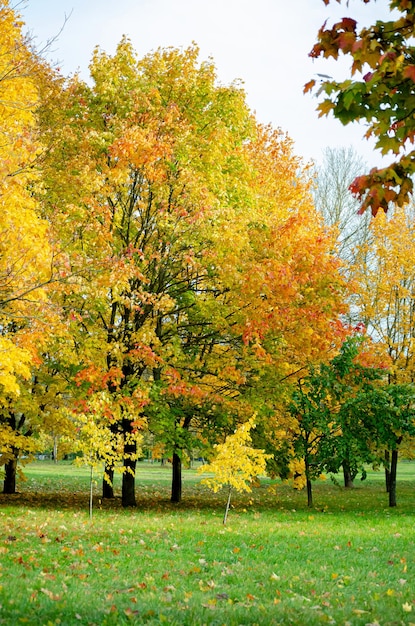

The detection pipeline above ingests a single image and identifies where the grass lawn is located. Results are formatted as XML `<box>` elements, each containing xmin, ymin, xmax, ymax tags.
<box><xmin>0</xmin><ymin>461</ymin><xmax>414</xmax><ymax>625</ymax></box>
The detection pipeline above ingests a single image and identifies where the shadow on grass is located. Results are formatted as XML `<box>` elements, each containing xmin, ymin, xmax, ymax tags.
<box><xmin>1</xmin><ymin>477</ymin><xmax>414</xmax><ymax>517</ymax></box>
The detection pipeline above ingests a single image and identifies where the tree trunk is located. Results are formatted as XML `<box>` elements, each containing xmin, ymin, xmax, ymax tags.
<box><xmin>306</xmin><ymin>477</ymin><xmax>313</xmax><ymax>507</ymax></box>
<box><xmin>384</xmin><ymin>449</ymin><xmax>391</xmax><ymax>493</ymax></box>
<box><xmin>389</xmin><ymin>448</ymin><xmax>399</xmax><ymax>507</ymax></box>
<box><xmin>102</xmin><ymin>465</ymin><xmax>114</xmax><ymax>499</ymax></box>
<box><xmin>305</xmin><ymin>455</ymin><xmax>313</xmax><ymax>507</ymax></box>
<box><xmin>342</xmin><ymin>460</ymin><xmax>354</xmax><ymax>488</ymax></box>
<box><xmin>171</xmin><ymin>452</ymin><xmax>182</xmax><ymax>503</ymax></box>
<box><xmin>121</xmin><ymin>437</ymin><xmax>137</xmax><ymax>507</ymax></box>
<box><xmin>53</xmin><ymin>436</ymin><xmax>59</xmax><ymax>463</ymax></box>
<box><xmin>3</xmin><ymin>455</ymin><xmax>17</xmax><ymax>494</ymax></box>
<box><xmin>122</xmin><ymin>460</ymin><xmax>137</xmax><ymax>507</ymax></box>
<box><xmin>223</xmin><ymin>486</ymin><xmax>232</xmax><ymax>525</ymax></box>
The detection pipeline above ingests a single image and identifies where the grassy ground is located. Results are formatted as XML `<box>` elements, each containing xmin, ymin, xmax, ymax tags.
<box><xmin>0</xmin><ymin>461</ymin><xmax>414</xmax><ymax>625</ymax></box>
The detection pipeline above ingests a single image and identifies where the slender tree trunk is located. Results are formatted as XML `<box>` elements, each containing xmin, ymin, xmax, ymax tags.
<box><xmin>171</xmin><ymin>452</ymin><xmax>182</xmax><ymax>503</ymax></box>
<box><xmin>52</xmin><ymin>436</ymin><xmax>58</xmax><ymax>463</ymax></box>
<box><xmin>305</xmin><ymin>456</ymin><xmax>313</xmax><ymax>507</ymax></box>
<box><xmin>342</xmin><ymin>460</ymin><xmax>354</xmax><ymax>488</ymax></box>
<box><xmin>102</xmin><ymin>465</ymin><xmax>114</xmax><ymax>499</ymax></box>
<box><xmin>89</xmin><ymin>466</ymin><xmax>94</xmax><ymax>521</ymax></box>
<box><xmin>3</xmin><ymin>455</ymin><xmax>17</xmax><ymax>494</ymax></box>
<box><xmin>223</xmin><ymin>486</ymin><xmax>232</xmax><ymax>525</ymax></box>
<box><xmin>389</xmin><ymin>448</ymin><xmax>399</xmax><ymax>507</ymax></box>
<box><xmin>384</xmin><ymin>449</ymin><xmax>391</xmax><ymax>493</ymax></box>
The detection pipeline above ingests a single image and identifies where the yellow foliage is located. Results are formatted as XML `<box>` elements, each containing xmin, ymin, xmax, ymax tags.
<box><xmin>74</xmin><ymin>392</ymin><xmax>144</xmax><ymax>469</ymax></box>
<box><xmin>353</xmin><ymin>205</ymin><xmax>415</xmax><ymax>381</ymax></box>
<box><xmin>198</xmin><ymin>416</ymin><xmax>271</xmax><ymax>493</ymax></box>
<box><xmin>0</xmin><ymin>1</ymin><xmax>55</xmax><ymax>396</ymax></box>
<box><xmin>0</xmin><ymin>337</ymin><xmax>32</xmax><ymax>396</ymax></box>
<box><xmin>288</xmin><ymin>458</ymin><xmax>307</xmax><ymax>490</ymax></box>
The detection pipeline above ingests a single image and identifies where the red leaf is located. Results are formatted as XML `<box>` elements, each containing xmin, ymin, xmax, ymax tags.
<box><xmin>403</xmin><ymin>65</ymin><xmax>415</xmax><ymax>82</ymax></box>
<box><xmin>303</xmin><ymin>79</ymin><xmax>316</xmax><ymax>94</ymax></box>
<box><xmin>340</xmin><ymin>17</ymin><xmax>357</xmax><ymax>31</ymax></box>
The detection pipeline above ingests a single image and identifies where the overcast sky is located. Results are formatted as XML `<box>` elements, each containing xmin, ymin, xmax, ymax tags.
<box><xmin>20</xmin><ymin>0</ymin><xmax>391</xmax><ymax>168</ymax></box>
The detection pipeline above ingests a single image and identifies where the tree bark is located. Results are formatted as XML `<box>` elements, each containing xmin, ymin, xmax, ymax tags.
<box><xmin>223</xmin><ymin>486</ymin><xmax>232</xmax><ymax>525</ymax></box>
<box><xmin>171</xmin><ymin>452</ymin><xmax>182</xmax><ymax>503</ymax></box>
<box><xmin>306</xmin><ymin>477</ymin><xmax>313</xmax><ymax>507</ymax></box>
<box><xmin>3</xmin><ymin>455</ymin><xmax>17</xmax><ymax>494</ymax></box>
<box><xmin>102</xmin><ymin>465</ymin><xmax>114</xmax><ymax>499</ymax></box>
<box><xmin>305</xmin><ymin>455</ymin><xmax>313</xmax><ymax>507</ymax></box>
<box><xmin>384</xmin><ymin>449</ymin><xmax>391</xmax><ymax>493</ymax></box>
<box><xmin>389</xmin><ymin>448</ymin><xmax>399</xmax><ymax>507</ymax></box>
<box><xmin>122</xmin><ymin>436</ymin><xmax>137</xmax><ymax>507</ymax></box>
<box><xmin>342</xmin><ymin>460</ymin><xmax>354</xmax><ymax>488</ymax></box>
<box><xmin>53</xmin><ymin>436</ymin><xmax>58</xmax><ymax>463</ymax></box>
<box><xmin>122</xmin><ymin>460</ymin><xmax>137</xmax><ymax>507</ymax></box>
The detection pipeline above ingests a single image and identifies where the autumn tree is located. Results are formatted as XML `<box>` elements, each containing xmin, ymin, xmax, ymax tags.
<box><xmin>353</xmin><ymin>206</ymin><xmax>415</xmax><ymax>383</ymax></box>
<box><xmin>307</xmin><ymin>0</ymin><xmax>415</xmax><ymax>215</ymax></box>
<box><xmin>39</xmin><ymin>39</ymin><xmax>263</xmax><ymax>506</ymax></box>
<box><xmin>0</xmin><ymin>1</ymin><xmax>63</xmax><ymax>491</ymax></box>
<box><xmin>352</xmin><ymin>205</ymin><xmax>415</xmax><ymax>499</ymax></box>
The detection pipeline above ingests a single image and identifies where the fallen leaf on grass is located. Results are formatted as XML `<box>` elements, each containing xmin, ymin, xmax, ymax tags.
<box><xmin>124</xmin><ymin>608</ymin><xmax>139</xmax><ymax>617</ymax></box>
<box><xmin>215</xmin><ymin>593</ymin><xmax>229</xmax><ymax>601</ymax></box>
<box><xmin>40</xmin><ymin>588</ymin><xmax>61</xmax><ymax>601</ymax></box>
<box><xmin>202</xmin><ymin>601</ymin><xmax>217</xmax><ymax>610</ymax></box>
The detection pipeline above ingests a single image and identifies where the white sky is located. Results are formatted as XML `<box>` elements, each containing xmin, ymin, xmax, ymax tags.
<box><xmin>20</xmin><ymin>0</ymin><xmax>392</xmax><ymax>168</ymax></box>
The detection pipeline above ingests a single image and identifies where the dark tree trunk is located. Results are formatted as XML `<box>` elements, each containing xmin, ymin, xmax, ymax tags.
<box><xmin>102</xmin><ymin>465</ymin><xmax>114</xmax><ymax>499</ymax></box>
<box><xmin>122</xmin><ymin>459</ymin><xmax>137</xmax><ymax>507</ymax></box>
<box><xmin>342</xmin><ymin>460</ymin><xmax>354</xmax><ymax>488</ymax></box>
<box><xmin>171</xmin><ymin>452</ymin><xmax>182</xmax><ymax>503</ymax></box>
<box><xmin>305</xmin><ymin>455</ymin><xmax>313</xmax><ymax>507</ymax></box>
<box><xmin>306</xmin><ymin>477</ymin><xmax>313</xmax><ymax>507</ymax></box>
<box><xmin>389</xmin><ymin>448</ymin><xmax>399</xmax><ymax>508</ymax></box>
<box><xmin>384</xmin><ymin>449</ymin><xmax>391</xmax><ymax>493</ymax></box>
<box><xmin>121</xmin><ymin>436</ymin><xmax>137</xmax><ymax>507</ymax></box>
<box><xmin>3</xmin><ymin>456</ymin><xmax>17</xmax><ymax>494</ymax></box>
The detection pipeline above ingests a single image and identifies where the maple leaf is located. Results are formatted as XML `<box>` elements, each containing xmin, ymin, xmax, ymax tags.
<box><xmin>403</xmin><ymin>65</ymin><xmax>415</xmax><ymax>81</ymax></box>
<box><xmin>308</xmin><ymin>1</ymin><xmax>415</xmax><ymax>212</ymax></box>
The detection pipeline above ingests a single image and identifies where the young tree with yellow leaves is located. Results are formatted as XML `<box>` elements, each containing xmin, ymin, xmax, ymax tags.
<box><xmin>198</xmin><ymin>416</ymin><xmax>271</xmax><ymax>524</ymax></box>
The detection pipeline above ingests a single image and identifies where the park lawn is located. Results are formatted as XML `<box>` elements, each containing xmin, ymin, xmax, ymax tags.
<box><xmin>0</xmin><ymin>462</ymin><xmax>414</xmax><ymax>625</ymax></box>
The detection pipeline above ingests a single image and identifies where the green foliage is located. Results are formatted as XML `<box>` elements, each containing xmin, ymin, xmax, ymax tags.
<box><xmin>287</xmin><ymin>336</ymin><xmax>386</xmax><ymax>493</ymax></box>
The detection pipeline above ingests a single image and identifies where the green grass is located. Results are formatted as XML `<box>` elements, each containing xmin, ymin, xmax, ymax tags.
<box><xmin>0</xmin><ymin>462</ymin><xmax>414</xmax><ymax>625</ymax></box>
